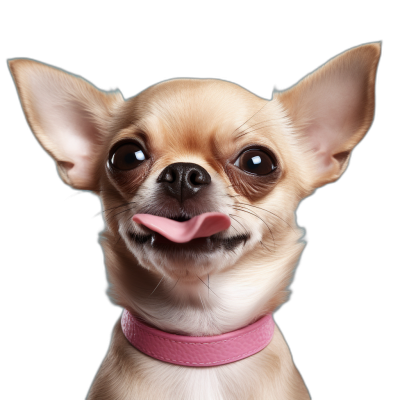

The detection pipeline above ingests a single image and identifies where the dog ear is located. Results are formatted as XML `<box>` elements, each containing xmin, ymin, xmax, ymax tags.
<box><xmin>8</xmin><ymin>59</ymin><xmax>123</xmax><ymax>190</ymax></box>
<box><xmin>275</xmin><ymin>43</ymin><xmax>381</xmax><ymax>188</ymax></box>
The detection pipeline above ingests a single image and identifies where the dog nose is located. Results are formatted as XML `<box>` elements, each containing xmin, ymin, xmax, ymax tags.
<box><xmin>157</xmin><ymin>162</ymin><xmax>211</xmax><ymax>203</ymax></box>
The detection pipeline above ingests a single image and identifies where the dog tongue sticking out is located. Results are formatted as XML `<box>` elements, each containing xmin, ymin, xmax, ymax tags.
<box><xmin>132</xmin><ymin>212</ymin><xmax>231</xmax><ymax>243</ymax></box>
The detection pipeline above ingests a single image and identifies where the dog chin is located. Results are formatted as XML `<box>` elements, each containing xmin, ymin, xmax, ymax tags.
<box><xmin>124</xmin><ymin>232</ymin><xmax>250</xmax><ymax>279</ymax></box>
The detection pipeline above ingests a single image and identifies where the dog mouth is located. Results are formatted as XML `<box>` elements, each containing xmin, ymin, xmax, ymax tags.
<box><xmin>129</xmin><ymin>212</ymin><xmax>249</xmax><ymax>253</ymax></box>
<box><xmin>128</xmin><ymin>231</ymin><xmax>249</xmax><ymax>253</ymax></box>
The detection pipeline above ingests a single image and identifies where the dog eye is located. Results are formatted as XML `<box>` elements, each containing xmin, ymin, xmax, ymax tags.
<box><xmin>110</xmin><ymin>142</ymin><xmax>147</xmax><ymax>170</ymax></box>
<box><xmin>234</xmin><ymin>149</ymin><xmax>276</xmax><ymax>175</ymax></box>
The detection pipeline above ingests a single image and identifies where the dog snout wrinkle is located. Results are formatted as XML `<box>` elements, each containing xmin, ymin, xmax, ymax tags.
<box><xmin>157</xmin><ymin>162</ymin><xmax>211</xmax><ymax>203</ymax></box>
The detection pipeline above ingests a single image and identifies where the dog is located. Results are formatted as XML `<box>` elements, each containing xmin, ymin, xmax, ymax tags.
<box><xmin>9</xmin><ymin>42</ymin><xmax>380</xmax><ymax>399</ymax></box>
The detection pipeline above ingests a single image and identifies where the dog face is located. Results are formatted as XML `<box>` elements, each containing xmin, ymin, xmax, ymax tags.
<box><xmin>9</xmin><ymin>43</ymin><xmax>380</xmax><ymax>334</ymax></box>
<box><xmin>102</xmin><ymin>80</ymin><xmax>297</xmax><ymax>279</ymax></box>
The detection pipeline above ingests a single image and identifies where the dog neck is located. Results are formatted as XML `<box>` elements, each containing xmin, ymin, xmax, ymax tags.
<box><xmin>121</xmin><ymin>309</ymin><xmax>275</xmax><ymax>366</ymax></box>
<box><xmin>102</xmin><ymin>227</ymin><xmax>304</xmax><ymax>336</ymax></box>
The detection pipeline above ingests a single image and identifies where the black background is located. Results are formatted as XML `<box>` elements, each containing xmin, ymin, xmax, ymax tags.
<box><xmin>2</xmin><ymin>10</ymin><xmax>399</xmax><ymax>399</ymax></box>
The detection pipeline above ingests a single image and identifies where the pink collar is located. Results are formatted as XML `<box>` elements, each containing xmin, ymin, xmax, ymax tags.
<box><xmin>121</xmin><ymin>309</ymin><xmax>275</xmax><ymax>367</ymax></box>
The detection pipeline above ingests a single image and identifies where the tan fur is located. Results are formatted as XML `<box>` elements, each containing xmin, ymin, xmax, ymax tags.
<box><xmin>9</xmin><ymin>43</ymin><xmax>380</xmax><ymax>399</ymax></box>
<box><xmin>88</xmin><ymin>320</ymin><xmax>309</xmax><ymax>400</ymax></box>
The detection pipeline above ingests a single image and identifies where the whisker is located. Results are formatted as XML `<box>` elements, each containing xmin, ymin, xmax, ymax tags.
<box><xmin>229</xmin><ymin>213</ymin><xmax>253</xmax><ymax>239</ymax></box>
<box><xmin>235</xmin><ymin>117</ymin><xmax>284</xmax><ymax>139</ymax></box>
<box><xmin>229</xmin><ymin>214</ymin><xmax>246</xmax><ymax>233</ymax></box>
<box><xmin>165</xmin><ymin>278</ymin><xmax>180</xmax><ymax>294</ymax></box>
<box><xmin>236</xmin><ymin>202</ymin><xmax>295</xmax><ymax>232</ymax></box>
<box><xmin>228</xmin><ymin>215</ymin><xmax>240</xmax><ymax>233</ymax></box>
<box><xmin>197</xmin><ymin>275</ymin><xmax>220</xmax><ymax>299</ymax></box>
<box><xmin>232</xmin><ymin>206</ymin><xmax>275</xmax><ymax>248</ymax></box>
<box><xmin>106</xmin><ymin>206</ymin><xmax>136</xmax><ymax>222</ymax></box>
<box><xmin>66</xmin><ymin>191</ymin><xmax>84</xmax><ymax>199</ymax></box>
<box><xmin>149</xmin><ymin>275</ymin><xmax>165</xmax><ymax>296</ymax></box>
<box><xmin>259</xmin><ymin>240</ymin><xmax>272</xmax><ymax>252</ymax></box>
<box><xmin>236</xmin><ymin>124</ymin><xmax>278</xmax><ymax>139</ymax></box>
<box><xmin>231</xmin><ymin>101</ymin><xmax>269</xmax><ymax>136</ymax></box>
<box><xmin>93</xmin><ymin>211</ymin><xmax>103</xmax><ymax>218</ymax></box>
<box><xmin>94</xmin><ymin>201</ymin><xmax>137</xmax><ymax>218</ymax></box>
<box><xmin>102</xmin><ymin>201</ymin><xmax>137</xmax><ymax>214</ymax></box>
<box><xmin>114</xmin><ymin>232</ymin><xmax>122</xmax><ymax>245</ymax></box>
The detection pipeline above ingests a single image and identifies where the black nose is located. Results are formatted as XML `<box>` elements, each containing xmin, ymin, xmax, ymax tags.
<box><xmin>157</xmin><ymin>162</ymin><xmax>211</xmax><ymax>203</ymax></box>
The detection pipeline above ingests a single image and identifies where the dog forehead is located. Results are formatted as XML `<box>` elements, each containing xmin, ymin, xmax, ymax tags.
<box><xmin>139</xmin><ymin>78</ymin><xmax>259</xmax><ymax>116</ymax></box>
<box><xmin>120</xmin><ymin>79</ymin><xmax>265</xmax><ymax>154</ymax></box>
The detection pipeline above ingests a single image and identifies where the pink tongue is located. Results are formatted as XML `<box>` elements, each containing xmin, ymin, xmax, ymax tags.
<box><xmin>132</xmin><ymin>212</ymin><xmax>231</xmax><ymax>243</ymax></box>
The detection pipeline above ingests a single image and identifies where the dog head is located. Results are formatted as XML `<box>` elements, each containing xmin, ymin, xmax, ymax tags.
<box><xmin>9</xmin><ymin>43</ymin><xmax>380</xmax><ymax>334</ymax></box>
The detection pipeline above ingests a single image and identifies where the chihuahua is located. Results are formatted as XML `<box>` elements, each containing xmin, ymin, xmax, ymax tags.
<box><xmin>9</xmin><ymin>42</ymin><xmax>380</xmax><ymax>399</ymax></box>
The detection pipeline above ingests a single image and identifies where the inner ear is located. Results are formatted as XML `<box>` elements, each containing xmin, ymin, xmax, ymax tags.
<box><xmin>9</xmin><ymin>59</ymin><xmax>124</xmax><ymax>190</ymax></box>
<box><xmin>334</xmin><ymin>150</ymin><xmax>351</xmax><ymax>169</ymax></box>
<box><xmin>275</xmin><ymin>43</ymin><xmax>381</xmax><ymax>188</ymax></box>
